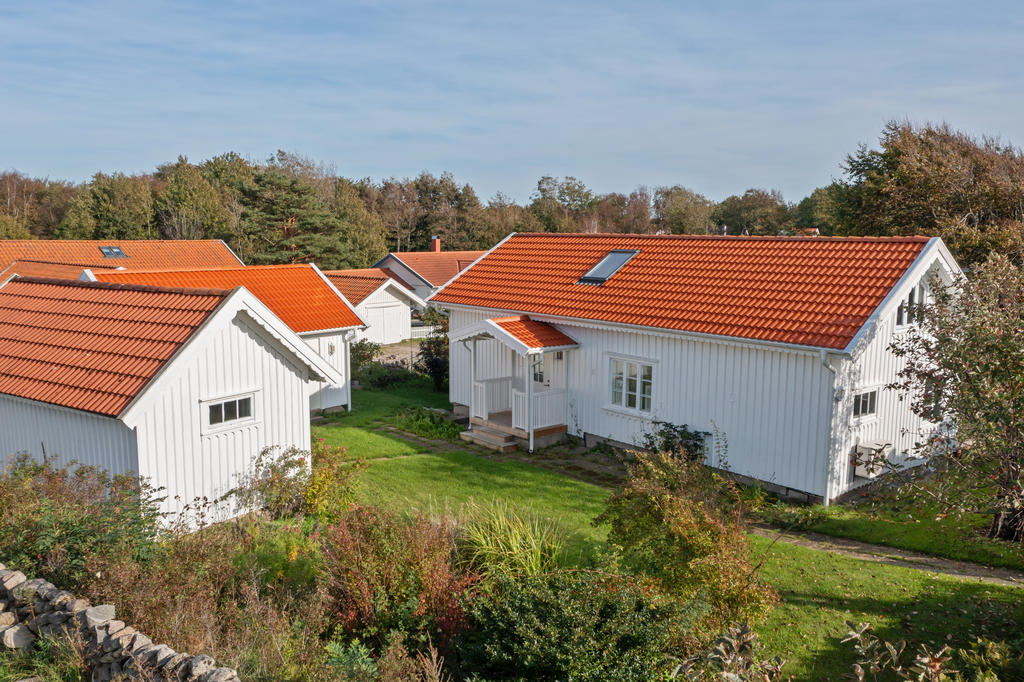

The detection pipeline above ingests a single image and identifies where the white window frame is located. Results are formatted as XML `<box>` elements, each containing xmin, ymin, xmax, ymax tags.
<box><xmin>201</xmin><ymin>390</ymin><xmax>258</xmax><ymax>435</ymax></box>
<box><xmin>605</xmin><ymin>354</ymin><xmax>655</xmax><ymax>416</ymax></box>
<box><xmin>896</xmin><ymin>280</ymin><xmax>928</xmax><ymax>328</ymax></box>
<box><xmin>852</xmin><ymin>388</ymin><xmax>878</xmax><ymax>421</ymax></box>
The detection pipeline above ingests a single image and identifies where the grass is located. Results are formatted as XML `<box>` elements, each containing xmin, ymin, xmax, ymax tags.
<box><xmin>756</xmin><ymin>496</ymin><xmax>1024</xmax><ymax>572</ymax></box>
<box><xmin>316</xmin><ymin>378</ymin><xmax>452</xmax><ymax>460</ymax></box>
<box><xmin>319</xmin><ymin>385</ymin><xmax>1024</xmax><ymax>679</ymax></box>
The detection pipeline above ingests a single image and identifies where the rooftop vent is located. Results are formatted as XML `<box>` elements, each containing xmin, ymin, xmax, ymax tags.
<box><xmin>98</xmin><ymin>246</ymin><xmax>127</xmax><ymax>259</ymax></box>
<box><xmin>577</xmin><ymin>249</ymin><xmax>638</xmax><ymax>285</ymax></box>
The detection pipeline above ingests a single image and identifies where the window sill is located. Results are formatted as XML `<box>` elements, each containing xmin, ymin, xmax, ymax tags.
<box><xmin>603</xmin><ymin>404</ymin><xmax>653</xmax><ymax>420</ymax></box>
<box><xmin>202</xmin><ymin>419</ymin><xmax>261</xmax><ymax>437</ymax></box>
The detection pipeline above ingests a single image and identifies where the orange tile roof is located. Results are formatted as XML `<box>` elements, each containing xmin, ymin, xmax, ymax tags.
<box><xmin>324</xmin><ymin>268</ymin><xmax>406</xmax><ymax>306</ymax></box>
<box><xmin>0</xmin><ymin>239</ymin><xmax>243</xmax><ymax>273</ymax></box>
<box><xmin>491</xmin><ymin>315</ymin><xmax>577</xmax><ymax>350</ymax></box>
<box><xmin>386</xmin><ymin>250</ymin><xmax>486</xmax><ymax>286</ymax></box>
<box><xmin>0</xmin><ymin>277</ymin><xmax>228</xmax><ymax>417</ymax></box>
<box><xmin>92</xmin><ymin>264</ymin><xmax>364</xmax><ymax>334</ymax></box>
<box><xmin>0</xmin><ymin>260</ymin><xmax>120</xmax><ymax>280</ymax></box>
<box><xmin>431</xmin><ymin>233</ymin><xmax>932</xmax><ymax>350</ymax></box>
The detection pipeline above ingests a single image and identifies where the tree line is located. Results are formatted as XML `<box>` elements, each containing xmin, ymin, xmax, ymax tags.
<box><xmin>2</xmin><ymin>121</ymin><xmax>1023</xmax><ymax>268</ymax></box>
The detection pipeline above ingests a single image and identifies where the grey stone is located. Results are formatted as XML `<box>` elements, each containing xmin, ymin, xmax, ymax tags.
<box><xmin>183</xmin><ymin>654</ymin><xmax>217</xmax><ymax>680</ymax></box>
<box><xmin>49</xmin><ymin>590</ymin><xmax>74</xmax><ymax>608</ymax></box>
<box><xmin>161</xmin><ymin>652</ymin><xmax>190</xmax><ymax>675</ymax></box>
<box><xmin>0</xmin><ymin>612</ymin><xmax>14</xmax><ymax>627</ymax></box>
<box><xmin>125</xmin><ymin>632</ymin><xmax>152</xmax><ymax>654</ymax></box>
<box><xmin>1</xmin><ymin>623</ymin><xmax>35</xmax><ymax>649</ymax></box>
<box><xmin>64</xmin><ymin>598</ymin><xmax>90</xmax><ymax>613</ymax></box>
<box><xmin>199</xmin><ymin>669</ymin><xmax>238</xmax><ymax>682</ymax></box>
<box><xmin>1</xmin><ymin>571</ymin><xmax>26</xmax><ymax>592</ymax></box>
<box><xmin>14</xmin><ymin>677</ymin><xmax>43</xmax><ymax>682</ymax></box>
<box><xmin>76</xmin><ymin>604</ymin><xmax>115</xmax><ymax>628</ymax></box>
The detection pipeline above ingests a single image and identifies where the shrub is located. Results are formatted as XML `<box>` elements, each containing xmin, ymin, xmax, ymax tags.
<box><xmin>392</xmin><ymin>407</ymin><xmax>463</xmax><ymax>442</ymax></box>
<box><xmin>639</xmin><ymin>421</ymin><xmax>710</xmax><ymax>463</ymax></box>
<box><xmin>357</xmin><ymin>361</ymin><xmax>415</xmax><ymax>389</ymax></box>
<box><xmin>0</xmin><ymin>454</ymin><xmax>161</xmax><ymax>585</ymax></box>
<box><xmin>231</xmin><ymin>441</ymin><xmax>363</xmax><ymax>521</ymax></box>
<box><xmin>459</xmin><ymin>500</ymin><xmax>566</xmax><ymax>579</ymax></box>
<box><xmin>414</xmin><ymin>308</ymin><xmax>449</xmax><ymax>392</ymax></box>
<box><xmin>595</xmin><ymin>449</ymin><xmax>777</xmax><ymax>636</ymax></box>
<box><xmin>758</xmin><ymin>500</ymin><xmax>829</xmax><ymax>530</ymax></box>
<box><xmin>457</xmin><ymin>570</ymin><xmax>694</xmax><ymax>681</ymax></box>
<box><xmin>320</xmin><ymin>506</ymin><xmax>478</xmax><ymax>654</ymax></box>
<box><xmin>351</xmin><ymin>339</ymin><xmax>382</xmax><ymax>371</ymax></box>
<box><xmin>234</xmin><ymin>522</ymin><xmax>322</xmax><ymax>592</ymax></box>
<box><xmin>674</xmin><ymin>625</ymin><xmax>787</xmax><ymax>680</ymax></box>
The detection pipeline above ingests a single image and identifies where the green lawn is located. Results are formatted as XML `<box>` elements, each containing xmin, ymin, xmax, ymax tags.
<box><xmin>316</xmin><ymin>379</ymin><xmax>452</xmax><ymax>459</ymax></box>
<box><xmin>757</xmin><ymin>497</ymin><xmax>1024</xmax><ymax>572</ymax></box>
<box><xmin>320</xmin><ymin>385</ymin><xmax>1024</xmax><ymax>680</ymax></box>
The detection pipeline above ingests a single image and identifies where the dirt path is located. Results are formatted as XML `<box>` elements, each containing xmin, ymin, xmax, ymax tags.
<box><xmin>751</xmin><ymin>524</ymin><xmax>1024</xmax><ymax>587</ymax></box>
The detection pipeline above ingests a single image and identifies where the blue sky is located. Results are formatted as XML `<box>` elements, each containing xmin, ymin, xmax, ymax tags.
<box><xmin>2</xmin><ymin>1</ymin><xmax>1022</xmax><ymax>203</ymax></box>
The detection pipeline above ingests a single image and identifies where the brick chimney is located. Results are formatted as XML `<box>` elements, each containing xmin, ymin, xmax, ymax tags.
<box><xmin>430</xmin><ymin>235</ymin><xmax>441</xmax><ymax>252</ymax></box>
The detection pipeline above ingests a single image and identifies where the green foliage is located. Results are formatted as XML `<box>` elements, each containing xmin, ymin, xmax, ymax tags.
<box><xmin>58</xmin><ymin>172</ymin><xmax>156</xmax><ymax>239</ymax></box>
<box><xmin>230</xmin><ymin>441</ymin><xmax>363</xmax><ymax>521</ymax></box>
<box><xmin>956</xmin><ymin>636</ymin><xmax>1024</xmax><ymax>681</ymax></box>
<box><xmin>235</xmin><ymin>522</ymin><xmax>322</xmax><ymax>592</ymax></box>
<box><xmin>831</xmin><ymin>121</ymin><xmax>1024</xmax><ymax>265</ymax></box>
<box><xmin>319</xmin><ymin>506</ymin><xmax>478</xmax><ymax>653</ymax></box>
<box><xmin>457</xmin><ymin>570</ymin><xmax>693</xmax><ymax>681</ymax></box>
<box><xmin>639</xmin><ymin>421</ymin><xmax>710</xmax><ymax>463</ymax></box>
<box><xmin>711</xmin><ymin>188</ymin><xmax>794</xmax><ymax>235</ymax></box>
<box><xmin>0</xmin><ymin>454</ymin><xmax>161</xmax><ymax>585</ymax></box>
<box><xmin>350</xmin><ymin>339</ymin><xmax>382</xmax><ymax>372</ymax></box>
<box><xmin>391</xmin><ymin>407</ymin><xmax>462</xmax><ymax>442</ymax></box>
<box><xmin>596</xmin><ymin>449</ymin><xmax>777</xmax><ymax>635</ymax></box>
<box><xmin>326</xmin><ymin>639</ymin><xmax>379</xmax><ymax>681</ymax></box>
<box><xmin>890</xmin><ymin>254</ymin><xmax>1024</xmax><ymax>541</ymax></box>
<box><xmin>757</xmin><ymin>500</ymin><xmax>829</xmax><ymax>530</ymax></box>
<box><xmin>357</xmin><ymin>361</ymin><xmax>416</xmax><ymax>389</ymax></box>
<box><xmin>673</xmin><ymin>625</ymin><xmax>787</xmax><ymax>681</ymax></box>
<box><xmin>0</xmin><ymin>636</ymin><xmax>89</xmax><ymax>681</ymax></box>
<box><xmin>843</xmin><ymin>621</ymin><xmax>956</xmax><ymax>681</ymax></box>
<box><xmin>414</xmin><ymin>308</ymin><xmax>449</xmax><ymax>392</ymax></box>
<box><xmin>459</xmin><ymin>500</ymin><xmax>566</xmax><ymax>579</ymax></box>
<box><xmin>653</xmin><ymin>185</ymin><xmax>715</xmax><ymax>234</ymax></box>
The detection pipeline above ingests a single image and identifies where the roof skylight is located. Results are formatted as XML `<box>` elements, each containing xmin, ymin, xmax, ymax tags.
<box><xmin>577</xmin><ymin>249</ymin><xmax>638</xmax><ymax>285</ymax></box>
<box><xmin>98</xmin><ymin>246</ymin><xmax>127</xmax><ymax>259</ymax></box>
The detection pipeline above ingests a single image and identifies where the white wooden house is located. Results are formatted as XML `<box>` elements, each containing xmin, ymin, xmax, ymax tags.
<box><xmin>84</xmin><ymin>264</ymin><xmax>364</xmax><ymax>413</ymax></box>
<box><xmin>325</xmin><ymin>268</ymin><xmax>427</xmax><ymax>344</ymax></box>
<box><xmin>0</xmin><ymin>277</ymin><xmax>342</xmax><ymax>517</ymax></box>
<box><xmin>372</xmin><ymin>237</ymin><xmax>485</xmax><ymax>300</ymax></box>
<box><xmin>430</xmin><ymin>233</ymin><xmax>963</xmax><ymax>504</ymax></box>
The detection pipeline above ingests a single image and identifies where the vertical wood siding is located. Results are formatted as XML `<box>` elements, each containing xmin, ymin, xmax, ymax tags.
<box><xmin>448</xmin><ymin>307</ymin><xmax>834</xmax><ymax>497</ymax></box>
<box><xmin>303</xmin><ymin>330</ymin><xmax>350</xmax><ymax>410</ymax></box>
<box><xmin>0</xmin><ymin>394</ymin><xmax>138</xmax><ymax>475</ymax></box>
<box><xmin>355</xmin><ymin>287</ymin><xmax>411</xmax><ymax>344</ymax></box>
<box><xmin>134</xmin><ymin>313</ymin><xmax>313</xmax><ymax>518</ymax></box>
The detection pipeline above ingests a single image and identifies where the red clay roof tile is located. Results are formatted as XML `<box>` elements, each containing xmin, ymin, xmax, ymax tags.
<box><xmin>323</xmin><ymin>268</ymin><xmax>416</xmax><ymax>306</ymax></box>
<box><xmin>92</xmin><ymin>264</ymin><xmax>363</xmax><ymax>334</ymax></box>
<box><xmin>0</xmin><ymin>240</ymin><xmax>242</xmax><ymax>272</ymax></box>
<box><xmin>0</xmin><ymin>277</ymin><xmax>228</xmax><ymax>417</ymax></box>
<box><xmin>0</xmin><ymin>260</ymin><xmax>120</xmax><ymax>280</ymax></box>
<box><xmin>387</xmin><ymin>250</ymin><xmax>486</xmax><ymax>286</ymax></box>
<box><xmin>491</xmin><ymin>315</ymin><xmax>577</xmax><ymax>350</ymax></box>
<box><xmin>431</xmin><ymin>234</ymin><xmax>931</xmax><ymax>350</ymax></box>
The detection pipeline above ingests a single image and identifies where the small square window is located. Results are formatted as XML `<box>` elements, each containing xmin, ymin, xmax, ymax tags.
<box><xmin>853</xmin><ymin>390</ymin><xmax>877</xmax><ymax>418</ymax></box>
<box><xmin>205</xmin><ymin>394</ymin><xmax>255</xmax><ymax>430</ymax></box>
<box><xmin>224</xmin><ymin>400</ymin><xmax>237</xmax><ymax>421</ymax></box>
<box><xmin>238</xmin><ymin>397</ymin><xmax>252</xmax><ymax>418</ymax></box>
<box><xmin>98</xmin><ymin>245</ymin><xmax>127</xmax><ymax>258</ymax></box>
<box><xmin>209</xmin><ymin>404</ymin><xmax>223</xmax><ymax>425</ymax></box>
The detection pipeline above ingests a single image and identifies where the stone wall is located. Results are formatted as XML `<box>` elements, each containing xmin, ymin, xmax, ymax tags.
<box><xmin>0</xmin><ymin>562</ymin><xmax>239</xmax><ymax>681</ymax></box>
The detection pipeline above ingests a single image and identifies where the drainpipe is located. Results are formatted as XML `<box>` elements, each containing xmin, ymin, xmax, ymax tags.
<box><xmin>820</xmin><ymin>349</ymin><xmax>838</xmax><ymax>506</ymax></box>
<box><xmin>527</xmin><ymin>352</ymin><xmax>535</xmax><ymax>452</ymax></box>
<box><xmin>345</xmin><ymin>331</ymin><xmax>354</xmax><ymax>411</ymax></box>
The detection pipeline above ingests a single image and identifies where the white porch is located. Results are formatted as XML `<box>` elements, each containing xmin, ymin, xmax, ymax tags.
<box><xmin>452</xmin><ymin>315</ymin><xmax>578</xmax><ymax>451</ymax></box>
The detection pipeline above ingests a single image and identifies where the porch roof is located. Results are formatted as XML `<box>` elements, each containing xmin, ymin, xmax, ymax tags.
<box><xmin>451</xmin><ymin>315</ymin><xmax>578</xmax><ymax>355</ymax></box>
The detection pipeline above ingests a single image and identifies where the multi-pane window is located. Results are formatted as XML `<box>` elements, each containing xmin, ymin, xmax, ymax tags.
<box><xmin>532</xmin><ymin>354</ymin><xmax>545</xmax><ymax>384</ymax></box>
<box><xmin>208</xmin><ymin>396</ymin><xmax>253</xmax><ymax>427</ymax></box>
<box><xmin>610</xmin><ymin>359</ymin><xmax>653</xmax><ymax>412</ymax></box>
<box><xmin>98</xmin><ymin>245</ymin><xmax>127</xmax><ymax>258</ymax></box>
<box><xmin>852</xmin><ymin>390</ymin><xmax>877</xmax><ymax>418</ymax></box>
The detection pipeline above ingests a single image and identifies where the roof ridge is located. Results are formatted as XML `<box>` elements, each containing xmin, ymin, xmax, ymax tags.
<box><xmin>11</xmin><ymin>259</ymin><xmax>117</xmax><ymax>269</ymax></box>
<box><xmin>11</xmin><ymin>276</ymin><xmax>233</xmax><ymax>297</ymax></box>
<box><xmin>510</xmin><ymin>232</ymin><xmax>932</xmax><ymax>243</ymax></box>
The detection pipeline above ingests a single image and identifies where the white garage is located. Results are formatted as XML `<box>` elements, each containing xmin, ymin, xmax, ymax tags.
<box><xmin>325</xmin><ymin>268</ymin><xmax>426</xmax><ymax>345</ymax></box>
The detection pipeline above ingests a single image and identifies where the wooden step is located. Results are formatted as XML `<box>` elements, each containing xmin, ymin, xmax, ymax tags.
<box><xmin>460</xmin><ymin>427</ymin><xmax>519</xmax><ymax>453</ymax></box>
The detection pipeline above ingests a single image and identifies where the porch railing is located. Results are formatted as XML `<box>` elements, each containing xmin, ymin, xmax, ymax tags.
<box><xmin>472</xmin><ymin>378</ymin><xmax>511</xmax><ymax>420</ymax></box>
<box><xmin>512</xmin><ymin>388</ymin><xmax>565</xmax><ymax>431</ymax></box>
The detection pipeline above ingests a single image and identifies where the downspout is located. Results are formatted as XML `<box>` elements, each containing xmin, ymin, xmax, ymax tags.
<box><xmin>345</xmin><ymin>330</ymin><xmax>354</xmax><ymax>411</ymax></box>
<box><xmin>820</xmin><ymin>349</ymin><xmax>838</xmax><ymax>506</ymax></box>
<box><xmin>527</xmin><ymin>352</ymin><xmax>535</xmax><ymax>452</ymax></box>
